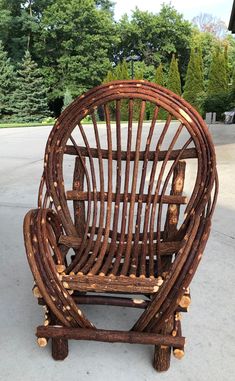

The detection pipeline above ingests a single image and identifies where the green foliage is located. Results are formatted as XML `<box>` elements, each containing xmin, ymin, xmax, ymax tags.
<box><xmin>10</xmin><ymin>50</ymin><xmax>49</xmax><ymax>122</ymax></box>
<box><xmin>183</xmin><ymin>48</ymin><xmax>204</xmax><ymax>112</ymax></box>
<box><xmin>203</xmin><ymin>92</ymin><xmax>234</xmax><ymax>120</ymax></box>
<box><xmin>155</xmin><ymin>63</ymin><xmax>164</xmax><ymax>86</ymax></box>
<box><xmin>0</xmin><ymin>40</ymin><xmax>15</xmax><ymax>119</ymax></box>
<box><xmin>207</xmin><ymin>47</ymin><xmax>228</xmax><ymax>96</ymax></box>
<box><xmin>1</xmin><ymin>2</ymin><xmax>235</xmax><ymax>122</ymax></box>
<box><xmin>167</xmin><ymin>54</ymin><xmax>181</xmax><ymax>95</ymax></box>
<box><xmin>231</xmin><ymin>66</ymin><xmax>235</xmax><ymax>92</ymax></box>
<box><xmin>62</xmin><ymin>88</ymin><xmax>73</xmax><ymax>112</ymax></box>
<box><xmin>39</xmin><ymin>0</ymin><xmax>118</xmax><ymax>101</ymax></box>
<box><xmin>191</xmin><ymin>30</ymin><xmax>218</xmax><ymax>83</ymax></box>
<box><xmin>116</xmin><ymin>4</ymin><xmax>192</xmax><ymax>75</ymax></box>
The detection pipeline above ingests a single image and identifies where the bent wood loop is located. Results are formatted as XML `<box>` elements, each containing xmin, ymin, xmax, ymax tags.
<box><xmin>23</xmin><ymin>80</ymin><xmax>218</xmax><ymax>372</ymax></box>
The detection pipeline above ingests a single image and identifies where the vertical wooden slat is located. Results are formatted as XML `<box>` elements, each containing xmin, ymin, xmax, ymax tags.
<box><xmin>89</xmin><ymin>104</ymin><xmax>113</xmax><ymax>275</ymax></box>
<box><xmin>101</xmin><ymin>100</ymin><xmax>122</xmax><ymax>275</ymax></box>
<box><xmin>121</xmin><ymin>100</ymin><xmax>146</xmax><ymax>276</ymax></box>
<box><xmin>78</xmin><ymin>111</ymin><xmax>106</xmax><ymax>274</ymax></box>
<box><xmin>112</xmin><ymin>99</ymin><xmax>133</xmax><ymax>276</ymax></box>
<box><xmin>70</xmin><ymin>123</ymin><xmax>99</xmax><ymax>274</ymax></box>
<box><xmin>66</xmin><ymin>135</ymin><xmax>93</xmax><ymax>273</ymax></box>
<box><xmin>73</xmin><ymin>156</ymin><xmax>86</xmax><ymax>238</ymax></box>
<box><xmin>161</xmin><ymin>161</ymin><xmax>186</xmax><ymax>272</ymax></box>
<box><xmin>151</xmin><ymin>123</ymin><xmax>184</xmax><ymax>276</ymax></box>
<box><xmin>140</xmin><ymin>114</ymin><xmax>172</xmax><ymax>277</ymax></box>
<box><xmin>130</xmin><ymin>105</ymin><xmax>159</xmax><ymax>276</ymax></box>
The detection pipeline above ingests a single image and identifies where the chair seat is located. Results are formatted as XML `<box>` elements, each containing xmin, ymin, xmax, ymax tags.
<box><xmin>58</xmin><ymin>234</ymin><xmax>181</xmax><ymax>293</ymax></box>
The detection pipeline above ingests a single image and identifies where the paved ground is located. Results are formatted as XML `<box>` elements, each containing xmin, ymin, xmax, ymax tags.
<box><xmin>0</xmin><ymin>123</ymin><xmax>235</xmax><ymax>381</ymax></box>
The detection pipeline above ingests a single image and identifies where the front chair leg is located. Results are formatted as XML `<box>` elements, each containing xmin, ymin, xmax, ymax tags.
<box><xmin>153</xmin><ymin>315</ymin><xmax>173</xmax><ymax>372</ymax></box>
<box><xmin>52</xmin><ymin>337</ymin><xmax>69</xmax><ymax>361</ymax></box>
<box><xmin>50</xmin><ymin>313</ymin><xmax>69</xmax><ymax>361</ymax></box>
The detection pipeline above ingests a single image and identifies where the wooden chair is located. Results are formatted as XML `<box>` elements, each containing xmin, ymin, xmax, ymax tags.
<box><xmin>24</xmin><ymin>80</ymin><xmax>218</xmax><ymax>371</ymax></box>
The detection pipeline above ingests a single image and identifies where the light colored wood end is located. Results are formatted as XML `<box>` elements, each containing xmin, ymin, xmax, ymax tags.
<box><xmin>173</xmin><ymin>348</ymin><xmax>185</xmax><ymax>359</ymax></box>
<box><xmin>32</xmin><ymin>286</ymin><xmax>42</xmax><ymax>299</ymax></box>
<box><xmin>179</xmin><ymin>295</ymin><xmax>191</xmax><ymax>308</ymax></box>
<box><xmin>37</xmin><ymin>337</ymin><xmax>48</xmax><ymax>347</ymax></box>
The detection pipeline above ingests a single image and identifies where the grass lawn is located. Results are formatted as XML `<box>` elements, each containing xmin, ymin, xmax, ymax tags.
<box><xmin>0</xmin><ymin>122</ymin><xmax>54</xmax><ymax>128</ymax></box>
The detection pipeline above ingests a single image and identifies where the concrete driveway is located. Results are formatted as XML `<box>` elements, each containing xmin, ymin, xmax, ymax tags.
<box><xmin>0</xmin><ymin>124</ymin><xmax>234</xmax><ymax>381</ymax></box>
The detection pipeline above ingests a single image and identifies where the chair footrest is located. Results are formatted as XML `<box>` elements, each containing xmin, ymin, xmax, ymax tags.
<box><xmin>37</xmin><ymin>326</ymin><xmax>185</xmax><ymax>347</ymax></box>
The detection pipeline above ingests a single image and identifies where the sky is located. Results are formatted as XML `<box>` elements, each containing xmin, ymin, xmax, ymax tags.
<box><xmin>114</xmin><ymin>0</ymin><xmax>234</xmax><ymax>25</ymax></box>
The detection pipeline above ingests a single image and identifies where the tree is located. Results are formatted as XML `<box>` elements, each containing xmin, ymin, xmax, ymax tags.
<box><xmin>207</xmin><ymin>48</ymin><xmax>228</xmax><ymax>96</ymax></box>
<box><xmin>0</xmin><ymin>1</ymin><xmax>54</xmax><ymax>62</ymax></box>
<box><xmin>167</xmin><ymin>54</ymin><xmax>181</xmax><ymax>95</ymax></box>
<box><xmin>39</xmin><ymin>0</ymin><xmax>118</xmax><ymax>102</ymax></box>
<box><xmin>183</xmin><ymin>48</ymin><xmax>204</xmax><ymax>111</ymax></box>
<box><xmin>232</xmin><ymin>66</ymin><xmax>235</xmax><ymax>92</ymax></box>
<box><xmin>103</xmin><ymin>60</ymin><xmax>130</xmax><ymax>120</ymax></box>
<box><xmin>116</xmin><ymin>4</ymin><xmax>192</xmax><ymax>74</ymax></box>
<box><xmin>11</xmin><ymin>50</ymin><xmax>49</xmax><ymax>122</ymax></box>
<box><xmin>0</xmin><ymin>40</ymin><xmax>15</xmax><ymax>119</ymax></box>
<box><xmin>155</xmin><ymin>63</ymin><xmax>164</xmax><ymax>86</ymax></box>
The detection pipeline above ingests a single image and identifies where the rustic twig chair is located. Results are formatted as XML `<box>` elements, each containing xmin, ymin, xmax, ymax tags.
<box><xmin>24</xmin><ymin>80</ymin><xmax>218</xmax><ymax>371</ymax></box>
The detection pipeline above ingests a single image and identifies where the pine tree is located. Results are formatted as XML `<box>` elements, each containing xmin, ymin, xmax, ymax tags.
<box><xmin>11</xmin><ymin>50</ymin><xmax>49</xmax><ymax>122</ymax></box>
<box><xmin>224</xmin><ymin>43</ymin><xmax>229</xmax><ymax>84</ymax></box>
<box><xmin>155</xmin><ymin>63</ymin><xmax>164</xmax><ymax>86</ymax></box>
<box><xmin>231</xmin><ymin>66</ymin><xmax>235</xmax><ymax>92</ymax></box>
<box><xmin>167</xmin><ymin>54</ymin><xmax>181</xmax><ymax>95</ymax></box>
<box><xmin>62</xmin><ymin>88</ymin><xmax>73</xmax><ymax>112</ymax></box>
<box><xmin>207</xmin><ymin>48</ymin><xmax>228</xmax><ymax>96</ymax></box>
<box><xmin>183</xmin><ymin>47</ymin><xmax>204</xmax><ymax>111</ymax></box>
<box><xmin>103</xmin><ymin>70</ymin><xmax>115</xmax><ymax>83</ymax></box>
<box><xmin>0</xmin><ymin>41</ymin><xmax>15</xmax><ymax>119</ymax></box>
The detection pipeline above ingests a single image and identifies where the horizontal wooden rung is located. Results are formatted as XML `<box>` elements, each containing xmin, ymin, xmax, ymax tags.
<box><xmin>58</xmin><ymin>234</ymin><xmax>182</xmax><ymax>255</ymax></box>
<box><xmin>66</xmin><ymin>191</ymin><xmax>188</xmax><ymax>204</ymax></box>
<box><xmin>62</xmin><ymin>274</ymin><xmax>162</xmax><ymax>293</ymax></box>
<box><xmin>36</xmin><ymin>326</ymin><xmax>185</xmax><ymax>347</ymax></box>
<box><xmin>64</xmin><ymin>145</ymin><xmax>197</xmax><ymax>161</ymax></box>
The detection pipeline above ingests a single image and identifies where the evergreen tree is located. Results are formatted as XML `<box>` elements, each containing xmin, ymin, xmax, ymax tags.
<box><xmin>103</xmin><ymin>69</ymin><xmax>115</xmax><ymax>83</ymax></box>
<box><xmin>231</xmin><ymin>66</ymin><xmax>235</xmax><ymax>92</ymax></box>
<box><xmin>154</xmin><ymin>63</ymin><xmax>164</xmax><ymax>86</ymax></box>
<box><xmin>183</xmin><ymin>47</ymin><xmax>204</xmax><ymax>111</ymax></box>
<box><xmin>224</xmin><ymin>43</ymin><xmax>229</xmax><ymax>83</ymax></box>
<box><xmin>11</xmin><ymin>50</ymin><xmax>49</xmax><ymax>122</ymax></box>
<box><xmin>62</xmin><ymin>88</ymin><xmax>73</xmax><ymax>112</ymax></box>
<box><xmin>116</xmin><ymin>60</ymin><xmax>130</xmax><ymax>80</ymax></box>
<box><xmin>207</xmin><ymin>48</ymin><xmax>228</xmax><ymax>96</ymax></box>
<box><xmin>153</xmin><ymin>63</ymin><xmax>167</xmax><ymax>120</ymax></box>
<box><xmin>0</xmin><ymin>41</ymin><xmax>15</xmax><ymax>119</ymax></box>
<box><xmin>167</xmin><ymin>54</ymin><xmax>181</xmax><ymax>95</ymax></box>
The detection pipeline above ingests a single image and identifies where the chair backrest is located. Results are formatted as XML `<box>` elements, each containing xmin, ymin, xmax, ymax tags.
<box><xmin>40</xmin><ymin>80</ymin><xmax>217</xmax><ymax>276</ymax></box>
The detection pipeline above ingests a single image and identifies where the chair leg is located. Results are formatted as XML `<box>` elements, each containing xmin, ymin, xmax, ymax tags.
<box><xmin>52</xmin><ymin>337</ymin><xmax>69</xmax><ymax>361</ymax></box>
<box><xmin>153</xmin><ymin>315</ymin><xmax>173</xmax><ymax>372</ymax></box>
<box><xmin>50</xmin><ymin>312</ymin><xmax>69</xmax><ymax>361</ymax></box>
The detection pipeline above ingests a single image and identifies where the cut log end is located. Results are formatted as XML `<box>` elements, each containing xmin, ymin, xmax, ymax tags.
<box><xmin>173</xmin><ymin>348</ymin><xmax>185</xmax><ymax>360</ymax></box>
<box><xmin>32</xmin><ymin>286</ymin><xmax>42</xmax><ymax>299</ymax></box>
<box><xmin>37</xmin><ymin>337</ymin><xmax>48</xmax><ymax>347</ymax></box>
<box><xmin>56</xmin><ymin>265</ymin><xmax>66</xmax><ymax>273</ymax></box>
<box><xmin>179</xmin><ymin>295</ymin><xmax>191</xmax><ymax>308</ymax></box>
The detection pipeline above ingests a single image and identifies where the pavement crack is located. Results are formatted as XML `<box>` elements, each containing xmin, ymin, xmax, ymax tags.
<box><xmin>212</xmin><ymin>229</ymin><xmax>235</xmax><ymax>240</ymax></box>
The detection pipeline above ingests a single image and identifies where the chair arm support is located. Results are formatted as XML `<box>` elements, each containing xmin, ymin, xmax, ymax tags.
<box><xmin>23</xmin><ymin>208</ymin><xmax>94</xmax><ymax>329</ymax></box>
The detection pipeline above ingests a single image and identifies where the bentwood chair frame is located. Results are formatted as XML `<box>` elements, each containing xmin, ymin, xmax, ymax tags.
<box><xmin>24</xmin><ymin>80</ymin><xmax>218</xmax><ymax>371</ymax></box>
